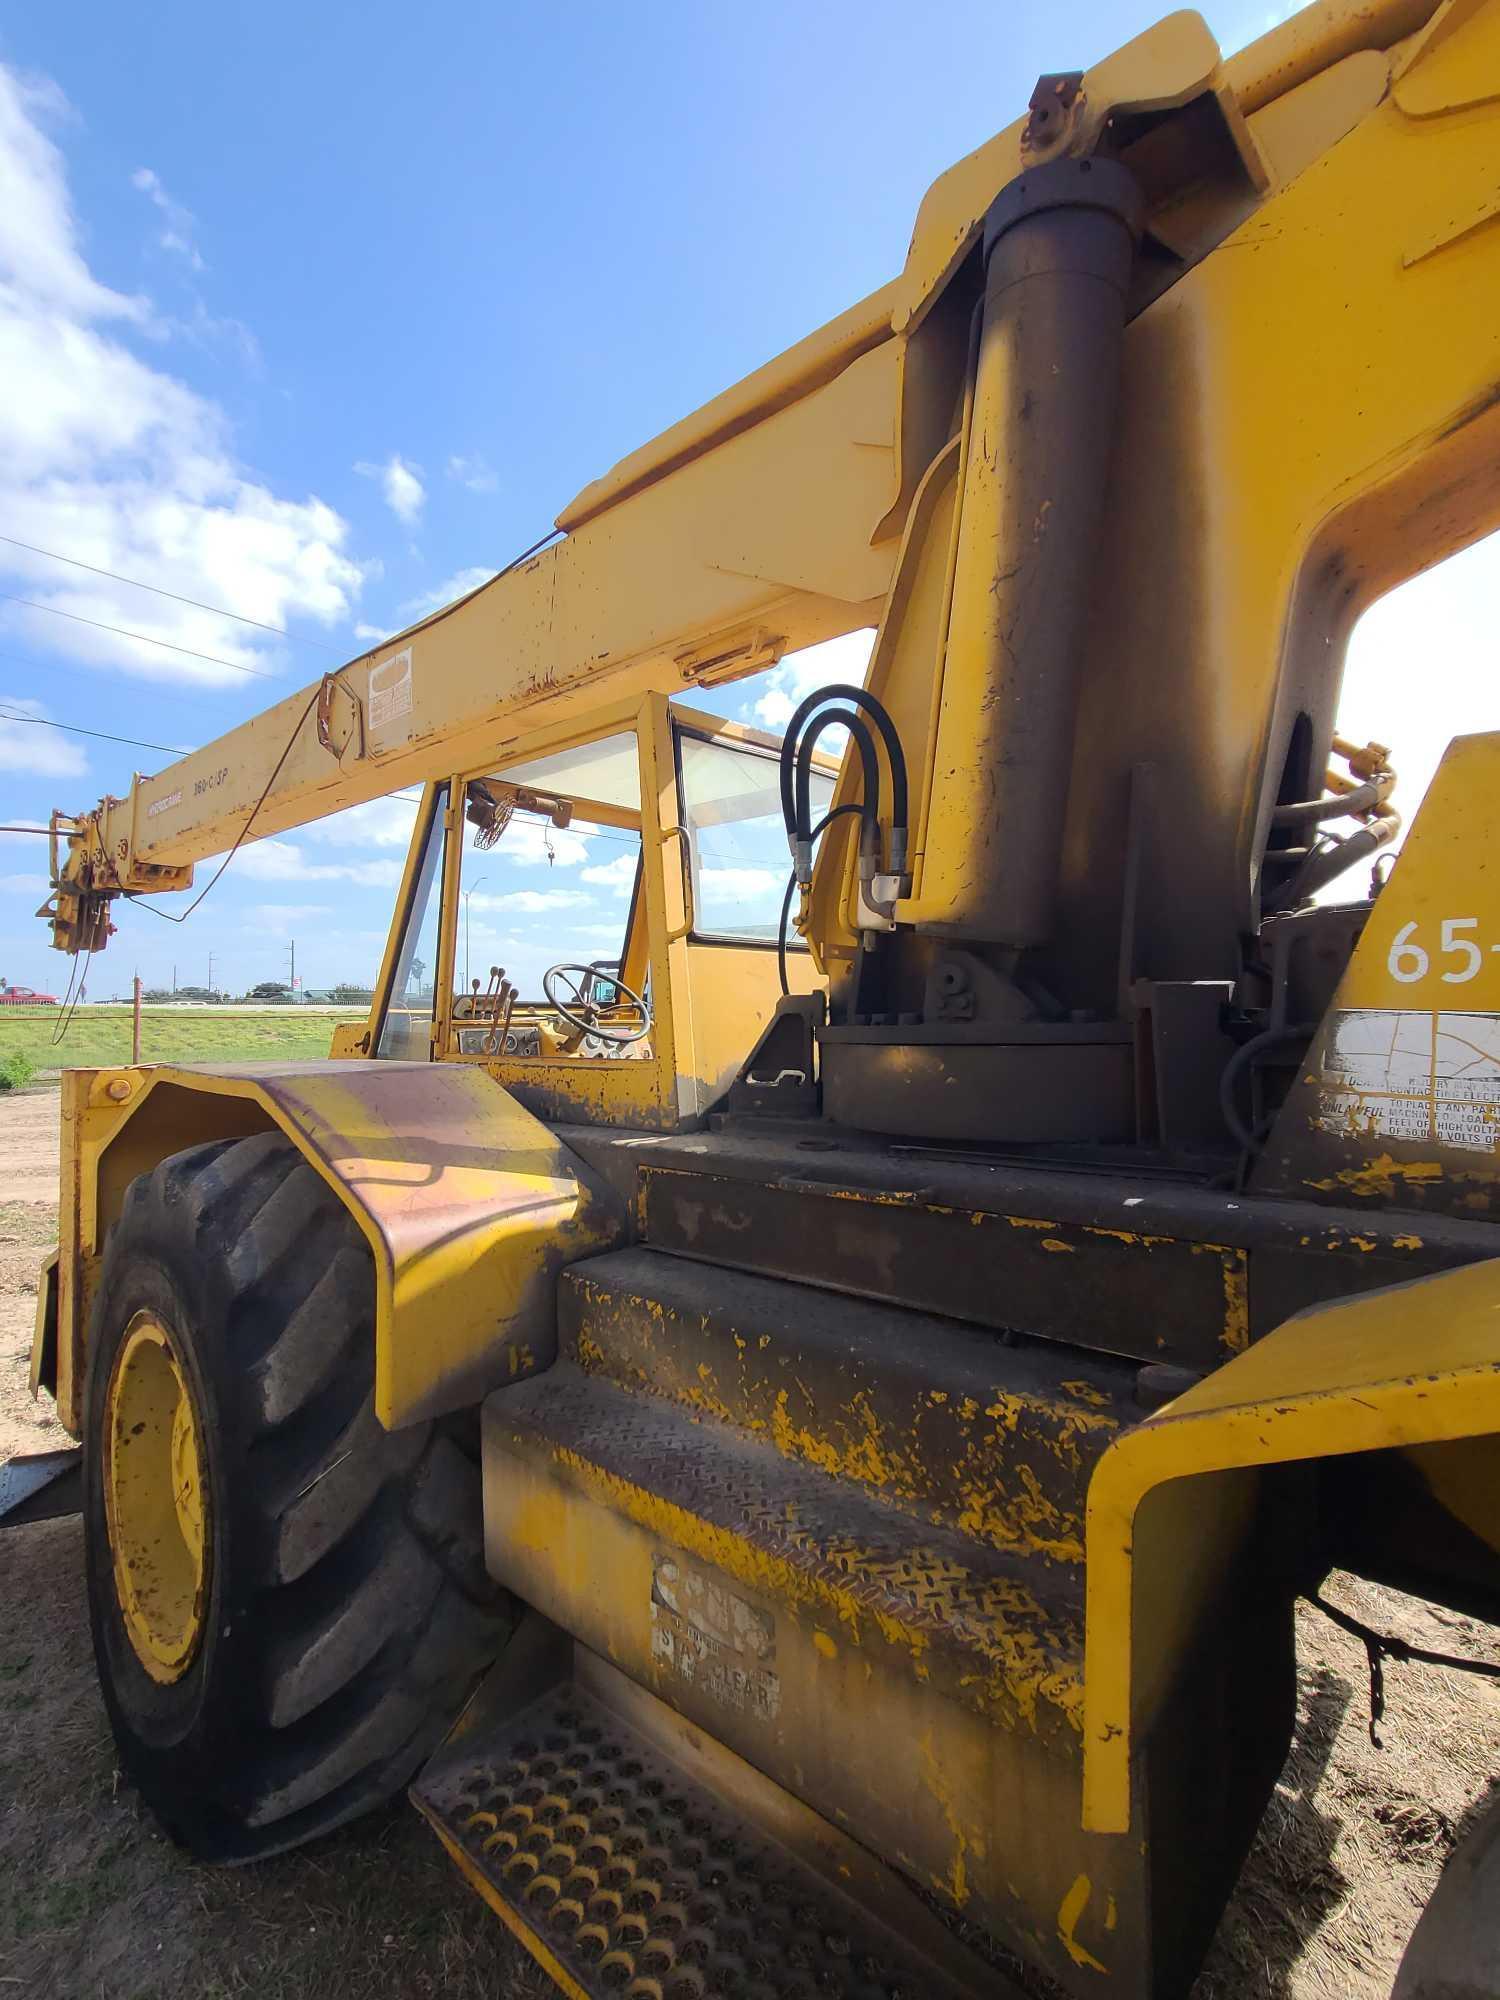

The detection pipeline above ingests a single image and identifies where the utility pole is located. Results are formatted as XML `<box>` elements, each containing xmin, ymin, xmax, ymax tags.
<box><xmin>207</xmin><ymin>951</ymin><xmax>215</xmax><ymax>999</ymax></box>
<box><xmin>171</xmin><ymin>964</ymin><xmax>176</xmax><ymax>994</ymax></box>
<box><xmin>287</xmin><ymin>938</ymin><xmax>297</xmax><ymax>1003</ymax></box>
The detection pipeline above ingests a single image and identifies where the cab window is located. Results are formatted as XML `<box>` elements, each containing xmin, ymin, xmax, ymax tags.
<box><xmin>450</xmin><ymin>736</ymin><xmax>648</xmax><ymax>1059</ymax></box>
<box><xmin>375</xmin><ymin>783</ymin><xmax>449</xmax><ymax>1059</ymax></box>
<box><xmin>677</xmin><ymin>729</ymin><xmax>833</xmax><ymax>945</ymax></box>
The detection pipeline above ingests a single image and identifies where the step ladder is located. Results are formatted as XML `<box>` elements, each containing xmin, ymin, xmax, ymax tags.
<box><xmin>413</xmin><ymin>1622</ymin><xmax>1005</xmax><ymax>2000</ymax></box>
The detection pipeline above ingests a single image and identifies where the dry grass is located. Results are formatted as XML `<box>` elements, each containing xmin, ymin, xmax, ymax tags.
<box><xmin>0</xmin><ymin>1518</ymin><xmax>552</xmax><ymax>2000</ymax></box>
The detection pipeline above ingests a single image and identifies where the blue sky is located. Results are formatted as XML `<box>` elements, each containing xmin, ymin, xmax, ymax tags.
<box><xmin>0</xmin><ymin>0</ymin><xmax>1494</xmax><ymax>999</ymax></box>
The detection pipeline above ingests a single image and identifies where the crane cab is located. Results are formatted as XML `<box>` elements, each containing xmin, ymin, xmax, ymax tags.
<box><xmin>361</xmin><ymin>691</ymin><xmax>838</xmax><ymax>1130</ymax></box>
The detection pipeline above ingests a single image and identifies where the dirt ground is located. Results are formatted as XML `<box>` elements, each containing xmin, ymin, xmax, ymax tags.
<box><xmin>1</xmin><ymin>1080</ymin><xmax>1497</xmax><ymax>1998</ymax></box>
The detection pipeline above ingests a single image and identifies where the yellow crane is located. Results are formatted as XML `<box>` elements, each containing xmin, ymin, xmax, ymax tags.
<box><xmin>20</xmin><ymin>0</ymin><xmax>1500</xmax><ymax>1989</ymax></box>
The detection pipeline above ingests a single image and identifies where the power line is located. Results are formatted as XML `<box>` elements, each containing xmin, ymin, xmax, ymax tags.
<box><xmin>0</xmin><ymin>533</ymin><xmax>344</xmax><ymax>652</ymax></box>
<box><xmin>0</xmin><ymin>707</ymin><xmax>190</xmax><ymax>757</ymax></box>
<box><xmin>0</xmin><ymin>648</ymin><xmax>247</xmax><ymax>714</ymax></box>
<box><xmin>0</xmin><ymin>593</ymin><xmax>277</xmax><ymax>677</ymax></box>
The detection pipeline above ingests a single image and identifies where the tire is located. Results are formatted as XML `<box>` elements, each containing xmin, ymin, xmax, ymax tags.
<box><xmin>82</xmin><ymin>1130</ymin><xmax>514</xmax><ymax>1861</ymax></box>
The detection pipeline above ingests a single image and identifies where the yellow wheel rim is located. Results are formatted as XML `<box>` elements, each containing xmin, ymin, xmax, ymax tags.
<box><xmin>103</xmin><ymin>1311</ymin><xmax>210</xmax><ymax>1684</ymax></box>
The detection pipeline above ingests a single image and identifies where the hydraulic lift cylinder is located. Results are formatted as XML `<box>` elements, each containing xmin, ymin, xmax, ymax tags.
<box><xmin>919</xmin><ymin>158</ymin><xmax>1142</xmax><ymax>949</ymax></box>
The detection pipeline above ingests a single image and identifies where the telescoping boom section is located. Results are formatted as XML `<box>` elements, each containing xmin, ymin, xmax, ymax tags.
<box><xmin>28</xmin><ymin>0</ymin><xmax>1500</xmax><ymax>1994</ymax></box>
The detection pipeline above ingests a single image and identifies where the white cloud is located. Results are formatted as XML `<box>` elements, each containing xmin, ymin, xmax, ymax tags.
<box><xmin>355</xmin><ymin>453</ymin><xmax>425</xmax><ymax>525</ymax></box>
<box><xmin>0</xmin><ymin>72</ymin><xmax>147</xmax><ymax>324</ymax></box>
<box><xmin>0</xmin><ymin>871</ymin><xmax>48</xmax><ymax>895</ymax></box>
<box><xmin>700</xmin><ymin>865</ymin><xmax>780</xmax><ymax>899</ymax></box>
<box><xmin>447</xmin><ymin>453</ymin><xmax>498</xmax><ymax>494</ymax></box>
<box><xmin>747</xmin><ymin>629</ymin><xmax>875</xmax><ymax>732</ymax></box>
<box><xmin>581</xmin><ymin>852</ymin><xmax>639</xmax><ymax>892</ymax></box>
<box><xmin>399</xmin><ymin>565</ymin><xmax>496</xmax><ymax>620</ymax></box>
<box><xmin>130</xmin><ymin>167</ymin><xmax>204</xmax><ymax>270</ymax></box>
<box><xmin>466</xmin><ymin>888</ymin><xmax>590</xmax><ymax>914</ymax></box>
<box><xmin>229</xmin><ymin>837</ymin><xmax>403</xmax><ymax>887</ymax></box>
<box><xmin>0</xmin><ymin>697</ymin><xmax>86</xmax><ymax>776</ymax></box>
<box><xmin>472</xmin><ymin>818</ymin><xmax>593</xmax><ymax>869</ymax></box>
<box><xmin>353</xmin><ymin>620</ymin><xmax>392</xmax><ymax>644</ymax></box>
<box><xmin>246</xmin><ymin>901</ymin><xmax>333</xmax><ymax>932</ymax></box>
<box><xmin>303</xmin><ymin>794</ymin><xmax>420</xmax><ymax>850</ymax></box>
<box><xmin>0</xmin><ymin>817</ymin><xmax>49</xmax><ymax>846</ymax></box>
<box><xmin>0</xmin><ymin>65</ymin><xmax>366</xmax><ymax>689</ymax></box>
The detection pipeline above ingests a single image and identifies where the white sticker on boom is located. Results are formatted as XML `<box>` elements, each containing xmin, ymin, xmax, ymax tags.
<box><xmin>367</xmin><ymin>647</ymin><xmax>413</xmax><ymax>751</ymax></box>
<box><xmin>1317</xmin><ymin>1008</ymin><xmax>1500</xmax><ymax>1153</ymax></box>
<box><xmin>650</xmin><ymin>1552</ymin><xmax>780</xmax><ymax>1722</ymax></box>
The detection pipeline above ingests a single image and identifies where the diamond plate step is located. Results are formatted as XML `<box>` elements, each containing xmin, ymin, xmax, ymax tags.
<box><xmin>414</xmin><ymin>1645</ymin><xmax>996</xmax><ymax>2000</ymax></box>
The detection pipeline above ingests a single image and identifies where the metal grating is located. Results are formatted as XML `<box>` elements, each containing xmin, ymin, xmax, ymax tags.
<box><xmin>417</xmin><ymin>1681</ymin><xmax>979</xmax><ymax>2000</ymax></box>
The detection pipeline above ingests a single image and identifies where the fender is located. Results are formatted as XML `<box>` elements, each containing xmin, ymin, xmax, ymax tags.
<box><xmin>36</xmin><ymin>1059</ymin><xmax>625</xmax><ymax>1436</ymax></box>
<box><xmin>1082</xmin><ymin>1258</ymin><xmax>1500</xmax><ymax>1835</ymax></box>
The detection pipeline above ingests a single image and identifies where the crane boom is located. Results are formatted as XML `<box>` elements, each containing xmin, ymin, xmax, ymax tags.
<box><xmin>41</xmin><ymin>0</ymin><xmax>1461</xmax><ymax>962</ymax></box>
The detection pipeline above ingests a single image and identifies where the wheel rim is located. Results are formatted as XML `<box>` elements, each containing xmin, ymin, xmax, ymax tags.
<box><xmin>103</xmin><ymin>1311</ymin><xmax>210</xmax><ymax>1683</ymax></box>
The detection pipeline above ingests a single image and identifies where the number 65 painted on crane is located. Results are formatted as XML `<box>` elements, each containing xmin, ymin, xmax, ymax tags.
<box><xmin>1387</xmin><ymin>918</ymin><xmax>1486</xmax><ymax>984</ymax></box>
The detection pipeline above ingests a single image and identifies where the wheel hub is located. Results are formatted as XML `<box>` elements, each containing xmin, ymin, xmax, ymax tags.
<box><xmin>103</xmin><ymin>1312</ymin><xmax>210</xmax><ymax>1683</ymax></box>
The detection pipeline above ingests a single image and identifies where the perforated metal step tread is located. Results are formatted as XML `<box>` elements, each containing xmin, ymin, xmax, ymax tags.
<box><xmin>414</xmin><ymin>1678</ymin><xmax>987</xmax><ymax>2000</ymax></box>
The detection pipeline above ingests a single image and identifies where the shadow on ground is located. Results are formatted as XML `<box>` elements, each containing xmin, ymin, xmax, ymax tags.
<box><xmin>0</xmin><ymin>1515</ymin><xmax>553</xmax><ymax>2000</ymax></box>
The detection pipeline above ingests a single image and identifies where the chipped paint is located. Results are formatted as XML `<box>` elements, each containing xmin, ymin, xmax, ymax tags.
<box><xmin>530</xmin><ymin>1440</ymin><xmax>1085</xmax><ymax>1736</ymax></box>
<box><xmin>1057</xmin><ymin>1873</ymin><xmax>1108</xmax><ymax>1974</ymax></box>
<box><xmin>920</xmin><ymin>1730</ymin><xmax>977</xmax><ymax>1909</ymax></box>
<box><xmin>1305</xmin><ymin>1153</ymin><xmax>1444</xmax><ymax>1199</ymax></box>
<box><xmin>1220</xmin><ymin>1253</ymin><xmax>1249</xmax><ymax>1355</ymax></box>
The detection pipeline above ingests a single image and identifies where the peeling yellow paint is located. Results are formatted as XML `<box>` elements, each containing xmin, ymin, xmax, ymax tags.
<box><xmin>1393</xmin><ymin>1233</ymin><xmax>1423</xmax><ymax>1250</ymax></box>
<box><xmin>813</xmin><ymin>1630</ymin><xmax>838</xmax><ymax>1660</ymax></box>
<box><xmin>1040</xmin><ymin>1237</ymin><xmax>1075</xmax><ymax>1255</ymax></box>
<box><xmin>1057</xmin><ymin>1873</ymin><xmax>1108</xmax><ymax>1974</ymax></box>
<box><xmin>531</xmin><ymin>1440</ymin><xmax>1084</xmax><ymax>1734</ymax></box>
<box><xmin>1220</xmin><ymin>1253</ymin><xmax>1249</xmax><ymax>1356</ymax></box>
<box><xmin>920</xmin><ymin>1732</ymin><xmax>973</xmax><ymax>1908</ymax></box>
<box><xmin>1306</xmin><ymin>1154</ymin><xmax>1443</xmax><ymax>1199</ymax></box>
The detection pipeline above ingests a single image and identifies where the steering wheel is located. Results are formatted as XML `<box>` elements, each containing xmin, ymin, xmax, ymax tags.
<box><xmin>542</xmin><ymin>962</ymin><xmax>651</xmax><ymax>1045</ymax></box>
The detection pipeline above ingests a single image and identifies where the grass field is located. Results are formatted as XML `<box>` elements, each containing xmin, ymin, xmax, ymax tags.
<box><xmin>0</xmin><ymin>1006</ymin><xmax>366</xmax><ymax>1072</ymax></box>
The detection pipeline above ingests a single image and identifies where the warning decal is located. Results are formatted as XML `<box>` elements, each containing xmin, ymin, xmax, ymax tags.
<box><xmin>1317</xmin><ymin>1009</ymin><xmax>1500</xmax><ymax>1154</ymax></box>
<box><xmin>367</xmin><ymin>647</ymin><xmax>413</xmax><ymax>750</ymax></box>
<box><xmin>650</xmin><ymin>1552</ymin><xmax>780</xmax><ymax>1722</ymax></box>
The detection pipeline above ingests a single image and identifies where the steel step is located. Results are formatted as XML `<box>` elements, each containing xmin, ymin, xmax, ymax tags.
<box><xmin>414</xmin><ymin>1637</ymin><xmax>997</xmax><ymax>2000</ymax></box>
<box><xmin>561</xmin><ymin>1246</ymin><xmax>1138</xmax><ymax>1566</ymax></box>
<box><xmin>487</xmin><ymin>1364</ymin><xmax>1085</xmax><ymax>1738</ymax></box>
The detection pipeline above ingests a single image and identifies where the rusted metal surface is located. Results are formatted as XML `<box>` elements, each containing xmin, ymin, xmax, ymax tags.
<box><xmin>640</xmin><ymin>1165</ymin><xmax>1252</xmax><ymax>1370</ymax></box>
<box><xmin>480</xmin><ymin>1221</ymin><xmax>1291</xmax><ymax>1997</ymax></box>
<box><xmin>414</xmin><ymin>1651</ymin><xmax>999</xmax><ymax>2000</ymax></box>
<box><xmin>48</xmin><ymin>1060</ymin><xmax>627</xmax><ymax>1434</ymax></box>
<box><xmin>561</xmin><ymin>1248</ymin><xmax>1136</xmax><ymax>1566</ymax></box>
<box><xmin>556</xmin><ymin>1121</ymin><xmax>1500</xmax><ymax>1367</ymax></box>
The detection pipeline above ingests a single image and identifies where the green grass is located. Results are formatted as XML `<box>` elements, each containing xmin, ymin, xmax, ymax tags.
<box><xmin>0</xmin><ymin>1048</ymin><xmax>35</xmax><ymax>1091</ymax></box>
<box><xmin>0</xmin><ymin>1006</ymin><xmax>366</xmax><ymax>1073</ymax></box>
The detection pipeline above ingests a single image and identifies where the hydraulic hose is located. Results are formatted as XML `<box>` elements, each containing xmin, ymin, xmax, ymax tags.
<box><xmin>778</xmin><ymin>803</ymin><xmax>866</xmax><ymax>998</ymax></box>
<box><xmin>793</xmin><ymin>710</ymin><xmax>880</xmax><ymax>881</ymax></box>
<box><xmin>778</xmin><ymin>683</ymin><xmax>909</xmax><ymax>869</ymax></box>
